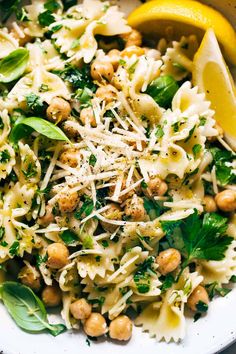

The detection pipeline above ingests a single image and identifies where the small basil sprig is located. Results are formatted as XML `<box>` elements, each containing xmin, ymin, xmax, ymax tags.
<box><xmin>0</xmin><ymin>49</ymin><xmax>29</xmax><ymax>83</ymax></box>
<box><xmin>0</xmin><ymin>282</ymin><xmax>66</xmax><ymax>336</ymax></box>
<box><xmin>10</xmin><ymin>117</ymin><xmax>70</xmax><ymax>143</ymax></box>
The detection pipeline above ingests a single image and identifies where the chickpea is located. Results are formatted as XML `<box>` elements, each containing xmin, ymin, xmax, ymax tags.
<box><xmin>18</xmin><ymin>265</ymin><xmax>41</xmax><ymax>291</ymax></box>
<box><xmin>203</xmin><ymin>195</ymin><xmax>217</xmax><ymax>213</ymax></box>
<box><xmin>91</xmin><ymin>60</ymin><xmax>114</xmax><ymax>82</ymax></box>
<box><xmin>47</xmin><ymin>242</ymin><xmax>69</xmax><ymax>269</ymax></box>
<box><xmin>100</xmin><ymin>203</ymin><xmax>123</xmax><ymax>233</ymax></box>
<box><xmin>215</xmin><ymin>190</ymin><xmax>236</xmax><ymax>212</ymax></box>
<box><xmin>61</xmin><ymin>120</ymin><xmax>79</xmax><ymax>138</ymax></box>
<box><xmin>83</xmin><ymin>313</ymin><xmax>107</xmax><ymax>337</ymax></box>
<box><xmin>156</xmin><ymin>248</ymin><xmax>181</xmax><ymax>275</ymax></box>
<box><xmin>38</xmin><ymin>204</ymin><xmax>54</xmax><ymax>226</ymax></box>
<box><xmin>46</xmin><ymin>97</ymin><xmax>71</xmax><ymax>123</ymax></box>
<box><xmin>59</xmin><ymin>148</ymin><xmax>79</xmax><ymax>168</ymax></box>
<box><xmin>124</xmin><ymin>194</ymin><xmax>147</xmax><ymax>221</ymax></box>
<box><xmin>107</xmin><ymin>49</ymin><xmax>121</xmax><ymax>71</ymax></box>
<box><xmin>121</xmin><ymin>29</ymin><xmax>142</xmax><ymax>48</ymax></box>
<box><xmin>109</xmin><ymin>315</ymin><xmax>132</xmax><ymax>341</ymax></box>
<box><xmin>58</xmin><ymin>190</ymin><xmax>79</xmax><ymax>213</ymax></box>
<box><xmin>95</xmin><ymin>85</ymin><xmax>116</xmax><ymax>104</ymax></box>
<box><xmin>80</xmin><ymin>107</ymin><xmax>96</xmax><ymax>127</ymax></box>
<box><xmin>42</xmin><ymin>284</ymin><xmax>62</xmax><ymax>307</ymax></box>
<box><xmin>70</xmin><ymin>298</ymin><xmax>92</xmax><ymax>320</ymax></box>
<box><xmin>145</xmin><ymin>176</ymin><xmax>168</xmax><ymax>197</ymax></box>
<box><xmin>187</xmin><ymin>285</ymin><xmax>209</xmax><ymax>312</ymax></box>
<box><xmin>121</xmin><ymin>46</ymin><xmax>145</xmax><ymax>58</ymax></box>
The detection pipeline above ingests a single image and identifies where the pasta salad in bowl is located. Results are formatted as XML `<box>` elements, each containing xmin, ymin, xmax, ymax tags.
<box><xmin>0</xmin><ymin>0</ymin><xmax>236</xmax><ymax>350</ymax></box>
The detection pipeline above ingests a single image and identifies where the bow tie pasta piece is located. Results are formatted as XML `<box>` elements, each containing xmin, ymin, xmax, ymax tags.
<box><xmin>51</xmin><ymin>0</ymin><xmax>130</xmax><ymax>63</ymax></box>
<box><xmin>18</xmin><ymin>142</ymin><xmax>41</xmax><ymax>184</ymax></box>
<box><xmin>0</xmin><ymin>30</ymin><xmax>18</xmax><ymax>59</ymax></box>
<box><xmin>1</xmin><ymin>182</ymin><xmax>37</xmax><ymax>260</ymax></box>
<box><xmin>135</xmin><ymin>268</ymin><xmax>203</xmax><ymax>342</ymax></box>
<box><xmin>197</xmin><ymin>240</ymin><xmax>236</xmax><ymax>285</ymax></box>
<box><xmin>161</xmin><ymin>35</ymin><xmax>199</xmax><ymax>81</ymax></box>
<box><xmin>23</xmin><ymin>1</ymin><xmax>47</xmax><ymax>38</ymax></box>
<box><xmin>128</xmin><ymin>56</ymin><xmax>163</xmax><ymax>124</ymax></box>
<box><xmin>8</xmin><ymin>67</ymin><xmax>70</xmax><ymax>105</ymax></box>
<box><xmin>27</xmin><ymin>41</ymin><xmax>65</xmax><ymax>72</ymax></box>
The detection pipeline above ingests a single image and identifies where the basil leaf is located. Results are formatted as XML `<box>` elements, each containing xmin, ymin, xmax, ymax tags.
<box><xmin>60</xmin><ymin>229</ymin><xmax>78</xmax><ymax>245</ymax></box>
<box><xmin>146</xmin><ymin>75</ymin><xmax>179</xmax><ymax>109</ymax></box>
<box><xmin>10</xmin><ymin>117</ymin><xmax>70</xmax><ymax>143</ymax></box>
<box><xmin>0</xmin><ymin>282</ymin><xmax>66</xmax><ymax>336</ymax></box>
<box><xmin>0</xmin><ymin>49</ymin><xmax>29</xmax><ymax>83</ymax></box>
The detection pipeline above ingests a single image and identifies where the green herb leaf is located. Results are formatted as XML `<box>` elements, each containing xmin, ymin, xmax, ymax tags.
<box><xmin>0</xmin><ymin>149</ymin><xmax>11</xmax><ymax>163</ymax></box>
<box><xmin>172</xmin><ymin>62</ymin><xmax>187</xmax><ymax>72</ymax></box>
<box><xmin>210</xmin><ymin>147</ymin><xmax>236</xmax><ymax>186</ymax></box>
<box><xmin>10</xmin><ymin>117</ymin><xmax>70</xmax><ymax>143</ymax></box>
<box><xmin>192</xmin><ymin>144</ymin><xmax>202</xmax><ymax>159</ymax></box>
<box><xmin>89</xmin><ymin>154</ymin><xmax>97</xmax><ymax>167</ymax></box>
<box><xmin>9</xmin><ymin>241</ymin><xmax>20</xmax><ymax>256</ymax></box>
<box><xmin>0</xmin><ymin>227</ymin><xmax>5</xmax><ymax>240</ymax></box>
<box><xmin>53</xmin><ymin>65</ymin><xmax>96</xmax><ymax>91</ymax></box>
<box><xmin>38</xmin><ymin>10</ymin><xmax>55</xmax><ymax>27</ymax></box>
<box><xmin>60</xmin><ymin>229</ymin><xmax>78</xmax><ymax>245</ymax></box>
<box><xmin>155</xmin><ymin>125</ymin><xmax>164</xmax><ymax>139</ymax></box>
<box><xmin>62</xmin><ymin>0</ymin><xmax>77</xmax><ymax>11</ymax></box>
<box><xmin>196</xmin><ymin>300</ymin><xmax>208</xmax><ymax>313</ymax></box>
<box><xmin>0</xmin><ymin>49</ymin><xmax>29</xmax><ymax>83</ymax></box>
<box><xmin>230</xmin><ymin>275</ymin><xmax>236</xmax><ymax>283</ymax></box>
<box><xmin>146</xmin><ymin>75</ymin><xmax>179</xmax><ymax>109</ymax></box>
<box><xmin>143</xmin><ymin>197</ymin><xmax>166</xmax><ymax>220</ymax></box>
<box><xmin>0</xmin><ymin>282</ymin><xmax>66</xmax><ymax>336</ymax></box>
<box><xmin>25</xmin><ymin>93</ymin><xmax>47</xmax><ymax>116</ymax></box>
<box><xmin>82</xmin><ymin>235</ymin><xmax>94</xmax><ymax>249</ymax></box>
<box><xmin>160</xmin><ymin>274</ymin><xmax>175</xmax><ymax>292</ymax></box>
<box><xmin>205</xmin><ymin>281</ymin><xmax>232</xmax><ymax>300</ymax></box>
<box><xmin>0</xmin><ymin>0</ymin><xmax>21</xmax><ymax>22</ymax></box>
<box><xmin>44</xmin><ymin>0</ymin><xmax>60</xmax><ymax>11</ymax></box>
<box><xmin>74</xmin><ymin>198</ymin><xmax>94</xmax><ymax>220</ymax></box>
<box><xmin>161</xmin><ymin>211</ymin><xmax>233</xmax><ymax>264</ymax></box>
<box><xmin>133</xmin><ymin>257</ymin><xmax>155</xmax><ymax>294</ymax></box>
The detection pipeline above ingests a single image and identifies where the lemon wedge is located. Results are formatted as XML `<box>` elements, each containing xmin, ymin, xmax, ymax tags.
<box><xmin>128</xmin><ymin>0</ymin><xmax>236</xmax><ymax>65</ymax></box>
<box><xmin>192</xmin><ymin>29</ymin><xmax>236</xmax><ymax>142</ymax></box>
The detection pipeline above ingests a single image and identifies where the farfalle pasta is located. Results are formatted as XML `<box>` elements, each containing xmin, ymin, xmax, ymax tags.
<box><xmin>0</xmin><ymin>0</ymin><xmax>235</xmax><ymax>347</ymax></box>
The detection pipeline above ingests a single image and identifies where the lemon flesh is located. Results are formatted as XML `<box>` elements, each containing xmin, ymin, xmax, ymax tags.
<box><xmin>193</xmin><ymin>29</ymin><xmax>236</xmax><ymax>141</ymax></box>
<box><xmin>128</xmin><ymin>0</ymin><xmax>236</xmax><ymax>65</ymax></box>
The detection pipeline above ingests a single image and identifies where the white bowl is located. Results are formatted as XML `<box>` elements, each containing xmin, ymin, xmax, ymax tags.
<box><xmin>1</xmin><ymin>1</ymin><xmax>236</xmax><ymax>353</ymax></box>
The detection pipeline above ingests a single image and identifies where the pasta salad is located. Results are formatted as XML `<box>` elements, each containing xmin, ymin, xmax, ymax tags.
<box><xmin>0</xmin><ymin>0</ymin><xmax>236</xmax><ymax>344</ymax></box>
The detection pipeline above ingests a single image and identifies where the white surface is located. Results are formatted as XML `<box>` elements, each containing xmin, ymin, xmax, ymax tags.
<box><xmin>0</xmin><ymin>288</ymin><xmax>236</xmax><ymax>354</ymax></box>
<box><xmin>0</xmin><ymin>0</ymin><xmax>236</xmax><ymax>353</ymax></box>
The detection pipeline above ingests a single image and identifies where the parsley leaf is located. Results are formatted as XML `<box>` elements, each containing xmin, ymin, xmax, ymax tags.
<box><xmin>60</xmin><ymin>230</ymin><xmax>78</xmax><ymax>245</ymax></box>
<box><xmin>161</xmin><ymin>211</ymin><xmax>233</xmax><ymax>265</ymax></box>
<box><xmin>38</xmin><ymin>10</ymin><xmax>55</xmax><ymax>27</ymax></box>
<box><xmin>143</xmin><ymin>197</ymin><xmax>167</xmax><ymax>220</ymax></box>
<box><xmin>205</xmin><ymin>281</ymin><xmax>232</xmax><ymax>300</ymax></box>
<box><xmin>160</xmin><ymin>274</ymin><xmax>175</xmax><ymax>292</ymax></box>
<box><xmin>0</xmin><ymin>0</ymin><xmax>21</xmax><ymax>22</ymax></box>
<box><xmin>0</xmin><ymin>150</ymin><xmax>11</xmax><ymax>163</ymax></box>
<box><xmin>74</xmin><ymin>197</ymin><xmax>94</xmax><ymax>220</ymax></box>
<box><xmin>44</xmin><ymin>0</ymin><xmax>60</xmax><ymax>11</ymax></box>
<box><xmin>25</xmin><ymin>93</ymin><xmax>47</xmax><ymax>116</ymax></box>
<box><xmin>0</xmin><ymin>227</ymin><xmax>5</xmax><ymax>240</ymax></box>
<box><xmin>196</xmin><ymin>301</ymin><xmax>208</xmax><ymax>313</ymax></box>
<box><xmin>9</xmin><ymin>241</ymin><xmax>20</xmax><ymax>256</ymax></box>
<box><xmin>210</xmin><ymin>147</ymin><xmax>236</xmax><ymax>186</ymax></box>
<box><xmin>192</xmin><ymin>144</ymin><xmax>202</xmax><ymax>159</ymax></box>
<box><xmin>155</xmin><ymin>125</ymin><xmax>164</xmax><ymax>139</ymax></box>
<box><xmin>89</xmin><ymin>154</ymin><xmax>97</xmax><ymax>167</ymax></box>
<box><xmin>62</xmin><ymin>0</ymin><xmax>77</xmax><ymax>11</ymax></box>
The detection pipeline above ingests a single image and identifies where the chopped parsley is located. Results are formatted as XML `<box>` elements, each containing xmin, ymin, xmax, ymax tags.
<box><xmin>89</xmin><ymin>154</ymin><xmax>97</xmax><ymax>167</ymax></box>
<box><xmin>205</xmin><ymin>281</ymin><xmax>232</xmax><ymax>300</ymax></box>
<box><xmin>199</xmin><ymin>116</ymin><xmax>207</xmax><ymax>126</ymax></box>
<box><xmin>0</xmin><ymin>227</ymin><xmax>5</xmax><ymax>240</ymax></box>
<box><xmin>210</xmin><ymin>147</ymin><xmax>236</xmax><ymax>186</ymax></box>
<box><xmin>60</xmin><ymin>230</ymin><xmax>78</xmax><ymax>245</ymax></box>
<box><xmin>192</xmin><ymin>144</ymin><xmax>202</xmax><ymax>159</ymax></box>
<box><xmin>74</xmin><ymin>197</ymin><xmax>94</xmax><ymax>220</ymax></box>
<box><xmin>38</xmin><ymin>10</ymin><xmax>55</xmax><ymax>27</ymax></box>
<box><xmin>22</xmin><ymin>162</ymin><xmax>37</xmax><ymax>179</ymax></box>
<box><xmin>101</xmin><ymin>240</ymin><xmax>109</xmax><ymax>248</ymax></box>
<box><xmin>160</xmin><ymin>274</ymin><xmax>175</xmax><ymax>292</ymax></box>
<box><xmin>25</xmin><ymin>93</ymin><xmax>47</xmax><ymax>116</ymax></box>
<box><xmin>62</xmin><ymin>0</ymin><xmax>77</xmax><ymax>11</ymax></box>
<box><xmin>44</xmin><ymin>0</ymin><xmax>61</xmax><ymax>12</ymax></box>
<box><xmin>184</xmin><ymin>125</ymin><xmax>196</xmax><ymax>143</ymax></box>
<box><xmin>0</xmin><ymin>150</ymin><xmax>11</xmax><ymax>163</ymax></box>
<box><xmin>196</xmin><ymin>301</ymin><xmax>208</xmax><ymax>313</ymax></box>
<box><xmin>161</xmin><ymin>211</ymin><xmax>233</xmax><ymax>267</ymax></box>
<box><xmin>155</xmin><ymin>125</ymin><xmax>164</xmax><ymax>139</ymax></box>
<box><xmin>133</xmin><ymin>257</ymin><xmax>156</xmax><ymax>294</ymax></box>
<box><xmin>9</xmin><ymin>241</ymin><xmax>20</xmax><ymax>256</ymax></box>
<box><xmin>36</xmin><ymin>254</ymin><xmax>48</xmax><ymax>268</ymax></box>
